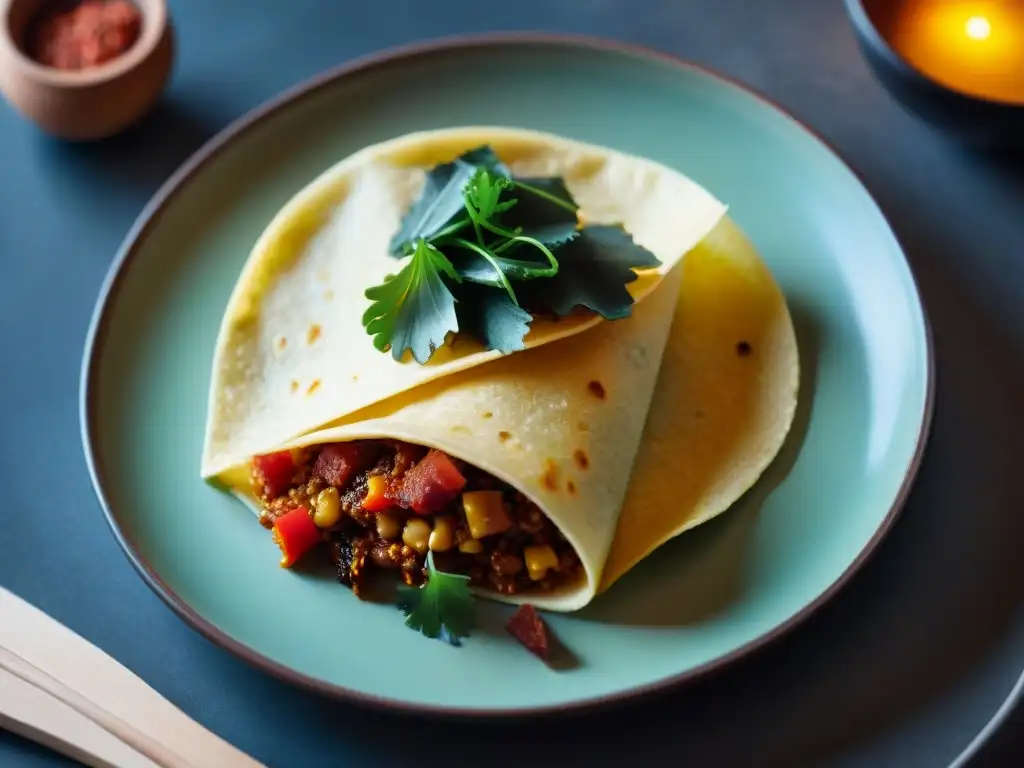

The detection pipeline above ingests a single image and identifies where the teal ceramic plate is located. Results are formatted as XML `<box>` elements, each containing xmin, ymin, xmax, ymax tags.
<box><xmin>81</xmin><ymin>35</ymin><xmax>933</xmax><ymax>715</ymax></box>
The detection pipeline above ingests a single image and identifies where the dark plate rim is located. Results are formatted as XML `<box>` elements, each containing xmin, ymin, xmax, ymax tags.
<box><xmin>950</xmin><ymin>667</ymin><xmax>1024</xmax><ymax>767</ymax></box>
<box><xmin>79</xmin><ymin>32</ymin><xmax>937</xmax><ymax>719</ymax></box>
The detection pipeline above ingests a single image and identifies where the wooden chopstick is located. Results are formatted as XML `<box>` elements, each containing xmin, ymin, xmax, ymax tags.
<box><xmin>0</xmin><ymin>588</ymin><xmax>265</xmax><ymax>768</ymax></box>
<box><xmin>0</xmin><ymin>646</ymin><xmax>188</xmax><ymax>767</ymax></box>
<box><xmin>0</xmin><ymin>666</ymin><xmax>158</xmax><ymax>768</ymax></box>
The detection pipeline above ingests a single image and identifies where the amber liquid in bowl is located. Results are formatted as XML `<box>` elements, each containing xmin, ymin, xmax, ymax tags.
<box><xmin>874</xmin><ymin>0</ymin><xmax>1024</xmax><ymax>104</ymax></box>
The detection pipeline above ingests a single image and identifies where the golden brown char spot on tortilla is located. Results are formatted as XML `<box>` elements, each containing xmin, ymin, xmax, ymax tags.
<box><xmin>541</xmin><ymin>459</ymin><xmax>559</xmax><ymax>491</ymax></box>
<box><xmin>567</xmin><ymin>480</ymin><xmax>577</xmax><ymax>495</ymax></box>
<box><xmin>736</xmin><ymin>340</ymin><xmax>752</xmax><ymax>357</ymax></box>
<box><xmin>306</xmin><ymin>379</ymin><xmax>321</xmax><ymax>395</ymax></box>
<box><xmin>324</xmin><ymin>289</ymin><xmax>334</xmax><ymax>301</ymax></box>
<box><xmin>307</xmin><ymin>324</ymin><xmax>322</xmax><ymax>344</ymax></box>
<box><xmin>481</xmin><ymin>411</ymin><xmax>493</xmax><ymax>419</ymax></box>
<box><xmin>275</xmin><ymin>335</ymin><xmax>287</xmax><ymax>351</ymax></box>
<box><xmin>573</xmin><ymin>449</ymin><xmax>590</xmax><ymax>470</ymax></box>
<box><xmin>289</xmin><ymin>380</ymin><xmax>299</xmax><ymax>393</ymax></box>
<box><xmin>451</xmin><ymin>425</ymin><xmax>472</xmax><ymax>435</ymax></box>
<box><xmin>577</xmin><ymin>420</ymin><xmax>589</xmax><ymax>432</ymax></box>
<box><xmin>587</xmin><ymin>380</ymin><xmax>606</xmax><ymax>400</ymax></box>
<box><xmin>498</xmin><ymin>431</ymin><xmax>512</xmax><ymax>443</ymax></box>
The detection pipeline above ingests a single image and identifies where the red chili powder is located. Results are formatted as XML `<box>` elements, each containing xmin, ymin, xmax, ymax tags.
<box><xmin>25</xmin><ymin>0</ymin><xmax>142</xmax><ymax>71</ymax></box>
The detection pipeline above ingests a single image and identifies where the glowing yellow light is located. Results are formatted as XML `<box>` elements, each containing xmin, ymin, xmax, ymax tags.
<box><xmin>965</xmin><ymin>15</ymin><xmax>991</xmax><ymax>40</ymax></box>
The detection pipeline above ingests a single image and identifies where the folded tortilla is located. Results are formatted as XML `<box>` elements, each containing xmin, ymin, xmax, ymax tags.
<box><xmin>202</xmin><ymin>128</ymin><xmax>797</xmax><ymax>611</ymax></box>
<box><xmin>600</xmin><ymin>216</ymin><xmax>799</xmax><ymax>591</ymax></box>
<box><xmin>201</xmin><ymin>127</ymin><xmax>728</xmax><ymax>479</ymax></box>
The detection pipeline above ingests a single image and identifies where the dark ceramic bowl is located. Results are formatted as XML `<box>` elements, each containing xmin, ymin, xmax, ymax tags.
<box><xmin>845</xmin><ymin>0</ymin><xmax>1024</xmax><ymax>147</ymax></box>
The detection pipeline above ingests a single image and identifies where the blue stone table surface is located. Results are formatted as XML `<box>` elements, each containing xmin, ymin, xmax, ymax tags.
<box><xmin>1</xmin><ymin>1</ymin><xmax>1022</xmax><ymax>766</ymax></box>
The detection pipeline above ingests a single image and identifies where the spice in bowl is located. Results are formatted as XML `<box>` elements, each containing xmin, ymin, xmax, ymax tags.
<box><xmin>0</xmin><ymin>0</ymin><xmax>173</xmax><ymax>140</ymax></box>
<box><xmin>24</xmin><ymin>0</ymin><xmax>142</xmax><ymax>71</ymax></box>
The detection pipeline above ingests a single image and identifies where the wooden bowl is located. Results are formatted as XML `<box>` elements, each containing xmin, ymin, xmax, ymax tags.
<box><xmin>0</xmin><ymin>0</ymin><xmax>174</xmax><ymax>140</ymax></box>
<box><xmin>845</xmin><ymin>0</ymin><xmax>1024</xmax><ymax>147</ymax></box>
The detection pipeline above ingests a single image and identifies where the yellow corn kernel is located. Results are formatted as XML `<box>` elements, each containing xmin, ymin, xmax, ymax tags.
<box><xmin>429</xmin><ymin>516</ymin><xmax>455</xmax><ymax>552</ymax></box>
<box><xmin>312</xmin><ymin>487</ymin><xmax>341</xmax><ymax>528</ymax></box>
<box><xmin>402</xmin><ymin>518</ymin><xmax>431</xmax><ymax>555</ymax></box>
<box><xmin>376</xmin><ymin>510</ymin><xmax>401</xmax><ymax>541</ymax></box>
<box><xmin>524</xmin><ymin>545</ymin><xmax>559</xmax><ymax>581</ymax></box>
<box><xmin>462</xmin><ymin>491</ymin><xmax>511</xmax><ymax>539</ymax></box>
<box><xmin>458</xmin><ymin>537</ymin><xmax>483</xmax><ymax>554</ymax></box>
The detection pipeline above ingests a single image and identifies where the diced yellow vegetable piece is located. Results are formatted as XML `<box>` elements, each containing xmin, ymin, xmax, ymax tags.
<box><xmin>524</xmin><ymin>545</ymin><xmax>559</xmax><ymax>581</ymax></box>
<box><xmin>458</xmin><ymin>538</ymin><xmax>483</xmax><ymax>554</ymax></box>
<box><xmin>364</xmin><ymin>474</ymin><xmax>388</xmax><ymax>508</ymax></box>
<box><xmin>313</xmin><ymin>487</ymin><xmax>340</xmax><ymax>528</ymax></box>
<box><xmin>403</xmin><ymin>518</ymin><xmax>431</xmax><ymax>554</ymax></box>
<box><xmin>462</xmin><ymin>491</ymin><xmax>511</xmax><ymax>539</ymax></box>
<box><xmin>429</xmin><ymin>516</ymin><xmax>455</xmax><ymax>552</ymax></box>
<box><xmin>375</xmin><ymin>510</ymin><xmax>401</xmax><ymax>540</ymax></box>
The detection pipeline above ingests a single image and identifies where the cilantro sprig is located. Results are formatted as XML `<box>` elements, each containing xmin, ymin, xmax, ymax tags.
<box><xmin>363</xmin><ymin>240</ymin><xmax>461</xmax><ymax>365</ymax></box>
<box><xmin>397</xmin><ymin>551</ymin><xmax>476</xmax><ymax>646</ymax></box>
<box><xmin>363</xmin><ymin>145</ymin><xmax>660</xmax><ymax>363</ymax></box>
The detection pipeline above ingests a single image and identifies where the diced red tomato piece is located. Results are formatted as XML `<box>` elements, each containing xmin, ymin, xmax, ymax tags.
<box><xmin>506</xmin><ymin>604</ymin><xmax>550</xmax><ymax>660</ymax></box>
<box><xmin>399</xmin><ymin>449</ymin><xmax>466</xmax><ymax>514</ymax></box>
<box><xmin>313</xmin><ymin>443</ymin><xmax>366</xmax><ymax>487</ymax></box>
<box><xmin>252</xmin><ymin>450</ymin><xmax>295</xmax><ymax>498</ymax></box>
<box><xmin>271</xmin><ymin>506</ymin><xmax>321</xmax><ymax>568</ymax></box>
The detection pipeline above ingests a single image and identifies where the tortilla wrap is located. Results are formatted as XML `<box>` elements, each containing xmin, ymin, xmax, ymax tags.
<box><xmin>600</xmin><ymin>216</ymin><xmax>799</xmax><ymax>591</ymax></box>
<box><xmin>201</xmin><ymin>127</ymin><xmax>727</xmax><ymax>479</ymax></box>
<box><xmin>202</xmin><ymin>128</ymin><xmax>797</xmax><ymax>611</ymax></box>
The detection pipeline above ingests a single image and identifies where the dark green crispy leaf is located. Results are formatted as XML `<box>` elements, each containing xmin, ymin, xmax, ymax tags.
<box><xmin>368</xmin><ymin>146</ymin><xmax>660</xmax><ymax>364</ymax></box>
<box><xmin>397</xmin><ymin>552</ymin><xmax>476</xmax><ymax>646</ymax></box>
<box><xmin>448</xmin><ymin>243</ymin><xmax>572</xmax><ymax>288</ymax></box>
<box><xmin>517</xmin><ymin>222</ymin><xmax>579</xmax><ymax>249</ymax></box>
<box><xmin>459</xmin><ymin>145</ymin><xmax>512</xmax><ymax>177</ymax></box>
<box><xmin>446</xmin><ymin>173</ymin><xmax>580</xmax><ymax>292</ymax></box>
<box><xmin>508</xmin><ymin>176</ymin><xmax>579</xmax><ymax>233</ymax></box>
<box><xmin>363</xmin><ymin>239</ymin><xmax>461</xmax><ymax>363</ymax></box>
<box><xmin>455</xmin><ymin>285</ymin><xmax>533</xmax><ymax>353</ymax></box>
<box><xmin>389</xmin><ymin>146</ymin><xmax>512</xmax><ymax>256</ymax></box>
<box><xmin>517</xmin><ymin>225</ymin><xmax>661</xmax><ymax>320</ymax></box>
<box><xmin>388</xmin><ymin>160</ymin><xmax>477</xmax><ymax>257</ymax></box>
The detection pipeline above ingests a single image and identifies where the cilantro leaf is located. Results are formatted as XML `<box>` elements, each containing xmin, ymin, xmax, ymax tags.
<box><xmin>517</xmin><ymin>225</ymin><xmax>661</xmax><ymax>320</ymax></box>
<box><xmin>397</xmin><ymin>551</ymin><xmax>476</xmax><ymax>646</ymax></box>
<box><xmin>367</xmin><ymin>146</ymin><xmax>663</xmax><ymax>365</ymax></box>
<box><xmin>389</xmin><ymin>147</ymin><xmax>512</xmax><ymax>256</ymax></box>
<box><xmin>455</xmin><ymin>284</ymin><xmax>533</xmax><ymax>353</ymax></box>
<box><xmin>464</xmin><ymin>167</ymin><xmax>518</xmax><ymax>224</ymax></box>
<box><xmin>363</xmin><ymin>239</ymin><xmax>461</xmax><ymax>363</ymax></box>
